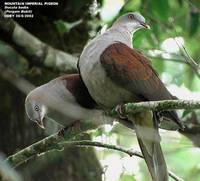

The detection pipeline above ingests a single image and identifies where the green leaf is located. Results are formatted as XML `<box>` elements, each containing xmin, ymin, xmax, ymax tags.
<box><xmin>181</xmin><ymin>110</ymin><xmax>192</xmax><ymax>118</ymax></box>
<box><xmin>54</xmin><ymin>19</ymin><xmax>82</xmax><ymax>35</ymax></box>
<box><xmin>190</xmin><ymin>0</ymin><xmax>200</xmax><ymax>9</ymax></box>
<box><xmin>132</xmin><ymin>30</ymin><xmax>146</xmax><ymax>48</ymax></box>
<box><xmin>191</xmin><ymin>74</ymin><xmax>200</xmax><ymax>91</ymax></box>
<box><xmin>54</xmin><ymin>20</ymin><xmax>69</xmax><ymax>35</ymax></box>
<box><xmin>121</xmin><ymin>174</ymin><xmax>136</xmax><ymax>181</ymax></box>
<box><xmin>177</xmin><ymin>0</ymin><xmax>183</xmax><ymax>6</ymax></box>
<box><xmin>188</xmin><ymin>10</ymin><xmax>199</xmax><ymax>36</ymax></box>
<box><xmin>183</xmin><ymin>67</ymin><xmax>195</xmax><ymax>89</ymax></box>
<box><xmin>152</xmin><ymin>59</ymin><xmax>165</xmax><ymax>74</ymax></box>
<box><xmin>92</xmin><ymin>128</ymin><xmax>104</xmax><ymax>137</ymax></box>
<box><xmin>150</xmin><ymin>0</ymin><xmax>170</xmax><ymax>21</ymax></box>
<box><xmin>119</xmin><ymin>0</ymin><xmax>141</xmax><ymax>13</ymax></box>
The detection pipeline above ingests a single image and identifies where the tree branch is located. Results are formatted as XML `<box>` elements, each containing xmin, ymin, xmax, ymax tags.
<box><xmin>142</xmin><ymin>49</ymin><xmax>187</xmax><ymax>64</ymax></box>
<box><xmin>0</xmin><ymin>63</ymin><xmax>34</xmax><ymax>94</ymax></box>
<box><xmin>4</xmin><ymin>99</ymin><xmax>199</xmax><ymax>180</ymax></box>
<box><xmin>120</xmin><ymin>100</ymin><xmax>200</xmax><ymax>114</ymax></box>
<box><xmin>0</xmin><ymin>9</ymin><xmax>78</xmax><ymax>73</ymax></box>
<box><xmin>4</xmin><ymin>120</ymin><xmax>100</xmax><ymax>168</ymax></box>
<box><xmin>4</xmin><ymin>99</ymin><xmax>200</xmax><ymax>167</ymax></box>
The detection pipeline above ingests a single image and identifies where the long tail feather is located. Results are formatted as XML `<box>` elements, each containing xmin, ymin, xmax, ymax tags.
<box><xmin>160</xmin><ymin>111</ymin><xmax>185</xmax><ymax>130</ymax></box>
<box><xmin>131</xmin><ymin>111</ymin><xmax>168</xmax><ymax>181</ymax></box>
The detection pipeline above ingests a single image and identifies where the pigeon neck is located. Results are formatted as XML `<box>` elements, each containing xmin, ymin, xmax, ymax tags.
<box><xmin>110</xmin><ymin>25</ymin><xmax>134</xmax><ymax>47</ymax></box>
<box><xmin>112</xmin><ymin>23</ymin><xmax>138</xmax><ymax>33</ymax></box>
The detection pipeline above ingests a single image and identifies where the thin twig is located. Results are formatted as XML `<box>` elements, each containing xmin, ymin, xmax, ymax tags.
<box><xmin>171</xmin><ymin>27</ymin><xmax>199</xmax><ymax>77</ymax></box>
<box><xmin>145</xmin><ymin>11</ymin><xmax>200</xmax><ymax>78</ymax></box>
<box><xmin>168</xmin><ymin>170</ymin><xmax>184</xmax><ymax>181</ymax></box>
<box><xmin>6</xmin><ymin>138</ymin><xmax>184</xmax><ymax>181</ymax></box>
<box><xmin>185</xmin><ymin>0</ymin><xmax>200</xmax><ymax>13</ymax></box>
<box><xmin>171</xmin><ymin>22</ymin><xmax>200</xmax><ymax>78</ymax></box>
<box><xmin>63</xmin><ymin>140</ymin><xmax>185</xmax><ymax>181</ymax></box>
<box><xmin>4</xmin><ymin>121</ymin><xmax>99</xmax><ymax>168</ymax></box>
<box><xmin>142</xmin><ymin>49</ymin><xmax>188</xmax><ymax>63</ymax></box>
<box><xmin>61</xmin><ymin>140</ymin><xmax>143</xmax><ymax>157</ymax></box>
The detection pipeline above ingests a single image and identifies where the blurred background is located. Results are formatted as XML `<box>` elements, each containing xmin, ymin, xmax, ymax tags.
<box><xmin>0</xmin><ymin>0</ymin><xmax>200</xmax><ymax>181</ymax></box>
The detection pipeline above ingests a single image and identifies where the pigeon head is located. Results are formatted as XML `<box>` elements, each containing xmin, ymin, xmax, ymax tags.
<box><xmin>113</xmin><ymin>12</ymin><xmax>150</xmax><ymax>32</ymax></box>
<box><xmin>25</xmin><ymin>89</ymin><xmax>47</xmax><ymax>129</ymax></box>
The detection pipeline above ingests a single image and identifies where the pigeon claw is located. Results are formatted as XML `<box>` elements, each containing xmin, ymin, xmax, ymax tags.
<box><xmin>57</xmin><ymin>120</ymin><xmax>81</xmax><ymax>137</ymax></box>
<box><xmin>58</xmin><ymin>128</ymin><xmax>65</xmax><ymax>137</ymax></box>
<box><xmin>71</xmin><ymin>120</ymin><xmax>81</xmax><ymax>131</ymax></box>
<box><xmin>115</xmin><ymin>104</ymin><xmax>128</xmax><ymax>120</ymax></box>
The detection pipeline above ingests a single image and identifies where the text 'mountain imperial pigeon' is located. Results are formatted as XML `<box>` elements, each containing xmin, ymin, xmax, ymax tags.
<box><xmin>78</xmin><ymin>12</ymin><xmax>184</xmax><ymax>181</ymax></box>
<box><xmin>25</xmin><ymin>74</ymin><xmax>109</xmax><ymax>129</ymax></box>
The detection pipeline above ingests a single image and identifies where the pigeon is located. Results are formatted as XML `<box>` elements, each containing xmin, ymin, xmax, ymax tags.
<box><xmin>25</xmin><ymin>74</ymin><xmax>108</xmax><ymax>129</ymax></box>
<box><xmin>78</xmin><ymin>12</ymin><xmax>183</xmax><ymax>181</ymax></box>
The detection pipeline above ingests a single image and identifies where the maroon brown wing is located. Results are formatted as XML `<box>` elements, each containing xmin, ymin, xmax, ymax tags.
<box><xmin>100</xmin><ymin>42</ymin><xmax>172</xmax><ymax>101</ymax></box>
<box><xmin>100</xmin><ymin>42</ymin><xmax>183</xmax><ymax>129</ymax></box>
<box><xmin>59</xmin><ymin>74</ymin><xmax>97</xmax><ymax>109</ymax></box>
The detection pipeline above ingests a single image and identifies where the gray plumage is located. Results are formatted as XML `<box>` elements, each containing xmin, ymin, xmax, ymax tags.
<box><xmin>25</xmin><ymin>74</ymin><xmax>109</xmax><ymax>129</ymax></box>
<box><xmin>78</xmin><ymin>12</ymin><xmax>174</xmax><ymax>181</ymax></box>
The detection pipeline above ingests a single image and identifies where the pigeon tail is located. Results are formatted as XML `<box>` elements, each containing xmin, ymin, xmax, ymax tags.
<box><xmin>130</xmin><ymin>111</ymin><xmax>169</xmax><ymax>181</ymax></box>
<box><xmin>160</xmin><ymin>111</ymin><xmax>185</xmax><ymax>130</ymax></box>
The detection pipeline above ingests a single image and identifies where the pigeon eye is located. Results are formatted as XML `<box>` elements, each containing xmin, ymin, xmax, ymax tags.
<box><xmin>128</xmin><ymin>14</ymin><xmax>134</xmax><ymax>20</ymax></box>
<box><xmin>34</xmin><ymin>105</ymin><xmax>40</xmax><ymax>112</ymax></box>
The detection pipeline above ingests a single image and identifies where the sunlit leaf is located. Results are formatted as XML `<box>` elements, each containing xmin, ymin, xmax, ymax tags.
<box><xmin>183</xmin><ymin>67</ymin><xmax>195</xmax><ymax>89</ymax></box>
<box><xmin>121</xmin><ymin>174</ymin><xmax>136</xmax><ymax>181</ymax></box>
<box><xmin>119</xmin><ymin>0</ymin><xmax>141</xmax><ymax>13</ymax></box>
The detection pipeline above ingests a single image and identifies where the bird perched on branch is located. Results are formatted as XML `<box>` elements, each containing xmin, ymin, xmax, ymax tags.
<box><xmin>78</xmin><ymin>12</ymin><xmax>184</xmax><ymax>181</ymax></box>
<box><xmin>25</xmin><ymin>74</ymin><xmax>108</xmax><ymax>130</ymax></box>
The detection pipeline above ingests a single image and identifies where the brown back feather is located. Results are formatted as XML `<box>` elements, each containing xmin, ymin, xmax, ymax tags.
<box><xmin>60</xmin><ymin>74</ymin><xmax>97</xmax><ymax>109</ymax></box>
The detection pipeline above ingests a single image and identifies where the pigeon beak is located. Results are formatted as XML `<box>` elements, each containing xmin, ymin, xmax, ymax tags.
<box><xmin>140</xmin><ymin>22</ymin><xmax>150</xmax><ymax>29</ymax></box>
<box><xmin>35</xmin><ymin>119</ymin><xmax>45</xmax><ymax>129</ymax></box>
